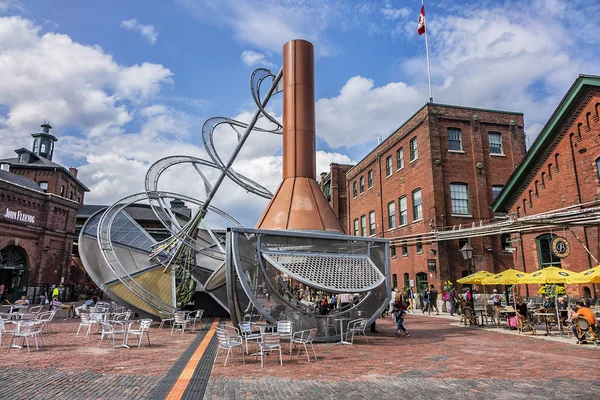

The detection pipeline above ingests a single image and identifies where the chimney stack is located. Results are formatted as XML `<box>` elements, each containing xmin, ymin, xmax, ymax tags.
<box><xmin>255</xmin><ymin>40</ymin><xmax>343</xmax><ymax>232</ymax></box>
<box><xmin>69</xmin><ymin>167</ymin><xmax>78</xmax><ymax>177</ymax></box>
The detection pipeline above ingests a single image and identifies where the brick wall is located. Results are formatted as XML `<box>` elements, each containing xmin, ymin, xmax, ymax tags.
<box><xmin>508</xmin><ymin>89</ymin><xmax>600</xmax><ymax>298</ymax></box>
<box><xmin>12</xmin><ymin>168</ymin><xmax>86</xmax><ymax>204</ymax></box>
<box><xmin>347</xmin><ymin>103</ymin><xmax>525</xmax><ymax>291</ymax></box>
<box><xmin>0</xmin><ymin>180</ymin><xmax>80</xmax><ymax>287</ymax></box>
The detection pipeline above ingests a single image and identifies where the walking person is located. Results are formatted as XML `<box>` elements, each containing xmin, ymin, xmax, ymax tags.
<box><xmin>449</xmin><ymin>285</ymin><xmax>458</xmax><ymax>316</ymax></box>
<box><xmin>406</xmin><ymin>287</ymin><xmax>415</xmax><ymax>312</ymax></box>
<box><xmin>394</xmin><ymin>305</ymin><xmax>410</xmax><ymax>337</ymax></box>
<box><xmin>39</xmin><ymin>286</ymin><xmax>49</xmax><ymax>307</ymax></box>
<box><xmin>428</xmin><ymin>284</ymin><xmax>439</xmax><ymax>315</ymax></box>
<box><xmin>422</xmin><ymin>287</ymin><xmax>430</xmax><ymax>314</ymax></box>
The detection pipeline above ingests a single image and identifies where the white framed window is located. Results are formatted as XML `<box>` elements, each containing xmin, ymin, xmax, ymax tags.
<box><xmin>410</xmin><ymin>137</ymin><xmax>418</xmax><ymax>161</ymax></box>
<box><xmin>412</xmin><ymin>189</ymin><xmax>422</xmax><ymax>221</ymax></box>
<box><xmin>387</xmin><ymin>201</ymin><xmax>396</xmax><ymax>229</ymax></box>
<box><xmin>369</xmin><ymin>211</ymin><xmax>376</xmax><ymax>235</ymax></box>
<box><xmin>399</xmin><ymin>196</ymin><xmax>408</xmax><ymax>225</ymax></box>
<box><xmin>391</xmin><ymin>245</ymin><xmax>396</xmax><ymax>258</ymax></box>
<box><xmin>416</xmin><ymin>236</ymin><xmax>423</xmax><ymax>254</ymax></box>
<box><xmin>448</xmin><ymin>128</ymin><xmax>462</xmax><ymax>151</ymax></box>
<box><xmin>367</xmin><ymin>170</ymin><xmax>373</xmax><ymax>189</ymax></box>
<box><xmin>492</xmin><ymin>185</ymin><xmax>504</xmax><ymax>200</ymax></box>
<box><xmin>39</xmin><ymin>181</ymin><xmax>48</xmax><ymax>192</ymax></box>
<box><xmin>352</xmin><ymin>181</ymin><xmax>357</xmax><ymax>198</ymax></box>
<box><xmin>488</xmin><ymin>132</ymin><xmax>503</xmax><ymax>155</ymax></box>
<box><xmin>396</xmin><ymin>148</ymin><xmax>404</xmax><ymax>170</ymax></box>
<box><xmin>402</xmin><ymin>242</ymin><xmax>408</xmax><ymax>257</ymax></box>
<box><xmin>385</xmin><ymin>156</ymin><xmax>393</xmax><ymax>177</ymax></box>
<box><xmin>359</xmin><ymin>176</ymin><xmax>365</xmax><ymax>194</ymax></box>
<box><xmin>360</xmin><ymin>215</ymin><xmax>367</xmax><ymax>236</ymax></box>
<box><xmin>353</xmin><ymin>218</ymin><xmax>359</xmax><ymax>236</ymax></box>
<box><xmin>451</xmin><ymin>183</ymin><xmax>470</xmax><ymax>215</ymax></box>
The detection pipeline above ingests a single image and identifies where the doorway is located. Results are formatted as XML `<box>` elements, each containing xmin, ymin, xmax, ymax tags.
<box><xmin>0</xmin><ymin>245</ymin><xmax>29</xmax><ymax>302</ymax></box>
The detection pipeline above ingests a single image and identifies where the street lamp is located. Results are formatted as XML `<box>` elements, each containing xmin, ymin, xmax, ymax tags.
<box><xmin>460</xmin><ymin>243</ymin><xmax>475</xmax><ymax>309</ymax></box>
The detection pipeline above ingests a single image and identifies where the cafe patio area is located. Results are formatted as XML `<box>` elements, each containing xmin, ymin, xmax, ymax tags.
<box><xmin>1</xmin><ymin>314</ymin><xmax>599</xmax><ymax>399</ymax></box>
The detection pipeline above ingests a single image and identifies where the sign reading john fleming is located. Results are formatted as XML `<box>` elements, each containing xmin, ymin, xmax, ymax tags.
<box><xmin>3</xmin><ymin>208</ymin><xmax>35</xmax><ymax>224</ymax></box>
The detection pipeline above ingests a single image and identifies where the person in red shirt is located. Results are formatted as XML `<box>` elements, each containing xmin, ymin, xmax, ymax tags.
<box><xmin>571</xmin><ymin>300</ymin><xmax>597</xmax><ymax>343</ymax></box>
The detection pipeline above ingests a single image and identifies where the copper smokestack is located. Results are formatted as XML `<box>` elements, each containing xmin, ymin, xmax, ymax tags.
<box><xmin>256</xmin><ymin>40</ymin><xmax>343</xmax><ymax>232</ymax></box>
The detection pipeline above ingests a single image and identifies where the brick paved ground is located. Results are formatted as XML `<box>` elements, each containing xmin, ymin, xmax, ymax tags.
<box><xmin>205</xmin><ymin>315</ymin><xmax>600</xmax><ymax>399</ymax></box>
<box><xmin>0</xmin><ymin>317</ymin><xmax>202</xmax><ymax>399</ymax></box>
<box><xmin>2</xmin><ymin>314</ymin><xmax>599</xmax><ymax>399</ymax></box>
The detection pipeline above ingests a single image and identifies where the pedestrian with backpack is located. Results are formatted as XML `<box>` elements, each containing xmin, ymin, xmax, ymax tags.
<box><xmin>394</xmin><ymin>305</ymin><xmax>410</xmax><ymax>337</ymax></box>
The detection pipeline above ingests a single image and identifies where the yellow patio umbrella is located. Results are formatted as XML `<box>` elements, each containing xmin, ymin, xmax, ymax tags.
<box><xmin>519</xmin><ymin>266</ymin><xmax>582</xmax><ymax>284</ymax></box>
<box><xmin>481</xmin><ymin>269</ymin><xmax>528</xmax><ymax>285</ymax></box>
<box><xmin>520</xmin><ymin>267</ymin><xmax>583</xmax><ymax>335</ymax></box>
<box><xmin>569</xmin><ymin>265</ymin><xmax>600</xmax><ymax>284</ymax></box>
<box><xmin>457</xmin><ymin>271</ymin><xmax>495</xmax><ymax>285</ymax></box>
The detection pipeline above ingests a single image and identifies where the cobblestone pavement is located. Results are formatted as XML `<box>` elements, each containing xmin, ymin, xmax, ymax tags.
<box><xmin>204</xmin><ymin>315</ymin><xmax>600</xmax><ymax>399</ymax></box>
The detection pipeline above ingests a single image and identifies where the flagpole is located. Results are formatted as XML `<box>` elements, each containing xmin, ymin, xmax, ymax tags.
<box><xmin>423</xmin><ymin>0</ymin><xmax>433</xmax><ymax>103</ymax></box>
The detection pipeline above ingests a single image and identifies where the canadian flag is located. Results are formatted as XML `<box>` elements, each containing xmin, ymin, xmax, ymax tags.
<box><xmin>418</xmin><ymin>5</ymin><xmax>426</xmax><ymax>35</ymax></box>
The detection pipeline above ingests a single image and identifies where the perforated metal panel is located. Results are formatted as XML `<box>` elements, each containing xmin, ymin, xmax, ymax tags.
<box><xmin>262</xmin><ymin>251</ymin><xmax>385</xmax><ymax>293</ymax></box>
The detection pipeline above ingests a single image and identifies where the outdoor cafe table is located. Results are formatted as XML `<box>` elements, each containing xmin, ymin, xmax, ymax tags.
<box><xmin>473</xmin><ymin>307</ymin><xmax>488</xmax><ymax>326</ymax></box>
<box><xmin>533</xmin><ymin>312</ymin><xmax>555</xmax><ymax>336</ymax></box>
<box><xmin>110</xmin><ymin>319</ymin><xmax>137</xmax><ymax>348</ymax></box>
<box><xmin>334</xmin><ymin>317</ymin><xmax>351</xmax><ymax>345</ymax></box>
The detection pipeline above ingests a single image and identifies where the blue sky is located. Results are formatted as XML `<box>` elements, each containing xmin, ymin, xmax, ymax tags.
<box><xmin>0</xmin><ymin>0</ymin><xmax>598</xmax><ymax>226</ymax></box>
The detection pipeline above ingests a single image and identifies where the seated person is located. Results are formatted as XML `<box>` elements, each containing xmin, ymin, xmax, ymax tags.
<box><xmin>535</xmin><ymin>296</ymin><xmax>555</xmax><ymax>322</ymax></box>
<box><xmin>51</xmin><ymin>299</ymin><xmax>74</xmax><ymax>318</ymax></box>
<box><xmin>12</xmin><ymin>295</ymin><xmax>30</xmax><ymax>310</ymax></box>
<box><xmin>571</xmin><ymin>300</ymin><xmax>597</xmax><ymax>344</ymax></box>
<box><xmin>508</xmin><ymin>296</ymin><xmax>527</xmax><ymax>329</ymax></box>
<box><xmin>74</xmin><ymin>296</ymin><xmax>97</xmax><ymax>317</ymax></box>
<box><xmin>556</xmin><ymin>296</ymin><xmax>569</xmax><ymax>320</ymax></box>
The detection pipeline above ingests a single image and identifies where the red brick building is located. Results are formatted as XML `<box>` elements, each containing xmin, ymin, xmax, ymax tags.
<box><xmin>346</xmin><ymin>103</ymin><xmax>527</xmax><ymax>292</ymax></box>
<box><xmin>0</xmin><ymin>123</ymin><xmax>88</xmax><ymax>302</ymax></box>
<box><xmin>492</xmin><ymin>75</ymin><xmax>600</xmax><ymax>299</ymax></box>
<box><xmin>319</xmin><ymin>163</ymin><xmax>353</xmax><ymax>234</ymax></box>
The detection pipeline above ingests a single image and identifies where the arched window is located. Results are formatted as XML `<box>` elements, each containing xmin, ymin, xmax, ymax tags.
<box><xmin>536</xmin><ymin>233</ymin><xmax>561</xmax><ymax>268</ymax></box>
<box><xmin>547</xmin><ymin>164</ymin><xmax>553</xmax><ymax>180</ymax></box>
<box><xmin>554</xmin><ymin>154</ymin><xmax>559</xmax><ymax>172</ymax></box>
<box><xmin>577</xmin><ymin>122</ymin><xmax>583</xmax><ymax>137</ymax></box>
<box><xmin>540</xmin><ymin>172</ymin><xmax>546</xmax><ymax>189</ymax></box>
<box><xmin>534</xmin><ymin>181</ymin><xmax>539</xmax><ymax>198</ymax></box>
<box><xmin>516</xmin><ymin>206</ymin><xmax>521</xmax><ymax>218</ymax></box>
<box><xmin>40</xmin><ymin>142</ymin><xmax>47</xmax><ymax>154</ymax></box>
<box><xmin>522</xmin><ymin>199</ymin><xmax>527</xmax><ymax>213</ymax></box>
<box><xmin>528</xmin><ymin>190</ymin><xmax>533</xmax><ymax>205</ymax></box>
<box><xmin>586</xmin><ymin>112</ymin><xmax>592</xmax><ymax>130</ymax></box>
<box><xmin>403</xmin><ymin>273</ymin><xmax>410</xmax><ymax>290</ymax></box>
<box><xmin>33</xmin><ymin>139</ymin><xmax>39</xmax><ymax>153</ymax></box>
<box><xmin>416</xmin><ymin>272</ymin><xmax>428</xmax><ymax>293</ymax></box>
<box><xmin>392</xmin><ymin>274</ymin><xmax>398</xmax><ymax>289</ymax></box>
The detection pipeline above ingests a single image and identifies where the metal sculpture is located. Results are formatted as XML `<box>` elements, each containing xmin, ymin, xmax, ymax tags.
<box><xmin>79</xmin><ymin>39</ymin><xmax>390</xmax><ymax>341</ymax></box>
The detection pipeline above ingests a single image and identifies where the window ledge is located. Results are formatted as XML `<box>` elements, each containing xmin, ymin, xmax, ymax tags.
<box><xmin>410</xmin><ymin>158</ymin><xmax>418</xmax><ymax>164</ymax></box>
<box><xmin>368</xmin><ymin>186</ymin><xmax>373</xmax><ymax>190</ymax></box>
<box><xmin>416</xmin><ymin>251</ymin><xmax>423</xmax><ymax>255</ymax></box>
<box><xmin>413</xmin><ymin>218</ymin><xmax>423</xmax><ymax>223</ymax></box>
<box><xmin>387</xmin><ymin>227</ymin><xmax>397</xmax><ymax>231</ymax></box>
<box><xmin>392</xmin><ymin>255</ymin><xmax>397</xmax><ymax>259</ymax></box>
<box><xmin>402</xmin><ymin>254</ymin><xmax>408</xmax><ymax>258</ymax></box>
<box><xmin>448</xmin><ymin>150</ymin><xmax>465</xmax><ymax>154</ymax></box>
<box><xmin>451</xmin><ymin>214</ymin><xmax>473</xmax><ymax>218</ymax></box>
<box><xmin>396</xmin><ymin>167</ymin><xmax>404</xmax><ymax>172</ymax></box>
<box><xmin>490</xmin><ymin>153</ymin><xmax>506</xmax><ymax>157</ymax></box>
<box><xmin>386</xmin><ymin>174</ymin><xmax>393</xmax><ymax>178</ymax></box>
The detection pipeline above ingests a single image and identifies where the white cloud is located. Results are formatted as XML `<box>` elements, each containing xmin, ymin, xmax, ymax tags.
<box><xmin>0</xmin><ymin>16</ymin><xmax>171</xmax><ymax>159</ymax></box>
<box><xmin>314</xmin><ymin>0</ymin><xmax>599</xmax><ymax>149</ymax></box>
<box><xmin>120</xmin><ymin>18</ymin><xmax>159</xmax><ymax>44</ymax></box>
<box><xmin>240</xmin><ymin>50</ymin><xmax>275</xmax><ymax>68</ymax></box>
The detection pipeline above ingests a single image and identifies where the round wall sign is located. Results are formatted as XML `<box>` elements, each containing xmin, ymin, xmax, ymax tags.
<box><xmin>551</xmin><ymin>236</ymin><xmax>570</xmax><ymax>258</ymax></box>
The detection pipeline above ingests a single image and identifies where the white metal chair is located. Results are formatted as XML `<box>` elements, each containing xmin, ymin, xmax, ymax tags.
<box><xmin>29</xmin><ymin>305</ymin><xmax>43</xmax><ymax>315</ymax></box>
<box><xmin>76</xmin><ymin>313</ymin><xmax>94</xmax><ymax>336</ymax></box>
<box><xmin>99</xmin><ymin>322</ymin><xmax>127</xmax><ymax>348</ymax></box>
<box><xmin>238</xmin><ymin>322</ymin><xmax>261</xmax><ymax>354</ymax></box>
<box><xmin>215</xmin><ymin>327</ymin><xmax>244</xmax><ymax>366</ymax></box>
<box><xmin>187</xmin><ymin>310</ymin><xmax>204</xmax><ymax>331</ymax></box>
<box><xmin>276</xmin><ymin>320</ymin><xmax>293</xmax><ymax>356</ymax></box>
<box><xmin>35</xmin><ymin>311</ymin><xmax>56</xmax><ymax>333</ymax></box>
<box><xmin>8</xmin><ymin>321</ymin><xmax>44</xmax><ymax>352</ymax></box>
<box><xmin>345</xmin><ymin>318</ymin><xmax>368</xmax><ymax>344</ymax></box>
<box><xmin>171</xmin><ymin>312</ymin><xmax>188</xmax><ymax>335</ymax></box>
<box><xmin>258</xmin><ymin>333</ymin><xmax>283</xmax><ymax>367</ymax></box>
<box><xmin>127</xmin><ymin>319</ymin><xmax>152</xmax><ymax>347</ymax></box>
<box><xmin>158</xmin><ymin>311</ymin><xmax>174</xmax><ymax>329</ymax></box>
<box><xmin>290</xmin><ymin>328</ymin><xmax>317</xmax><ymax>362</ymax></box>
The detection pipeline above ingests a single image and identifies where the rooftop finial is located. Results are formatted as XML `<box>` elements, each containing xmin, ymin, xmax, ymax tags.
<box><xmin>40</xmin><ymin>120</ymin><xmax>52</xmax><ymax>133</ymax></box>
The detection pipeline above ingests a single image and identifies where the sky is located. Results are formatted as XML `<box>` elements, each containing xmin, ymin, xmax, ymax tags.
<box><xmin>0</xmin><ymin>0</ymin><xmax>598</xmax><ymax>227</ymax></box>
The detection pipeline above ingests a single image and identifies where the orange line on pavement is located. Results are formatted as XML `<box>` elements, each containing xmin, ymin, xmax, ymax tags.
<box><xmin>165</xmin><ymin>318</ymin><xmax>220</xmax><ymax>400</ymax></box>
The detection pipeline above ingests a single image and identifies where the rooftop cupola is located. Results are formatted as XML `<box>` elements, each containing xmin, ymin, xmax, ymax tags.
<box><xmin>31</xmin><ymin>121</ymin><xmax>58</xmax><ymax>161</ymax></box>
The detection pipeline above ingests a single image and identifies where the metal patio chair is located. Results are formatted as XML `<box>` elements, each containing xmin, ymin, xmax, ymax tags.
<box><xmin>345</xmin><ymin>318</ymin><xmax>368</xmax><ymax>344</ymax></box>
<box><xmin>258</xmin><ymin>333</ymin><xmax>282</xmax><ymax>367</ymax></box>
<box><xmin>34</xmin><ymin>311</ymin><xmax>56</xmax><ymax>333</ymax></box>
<box><xmin>290</xmin><ymin>328</ymin><xmax>317</xmax><ymax>362</ymax></box>
<box><xmin>238</xmin><ymin>322</ymin><xmax>262</xmax><ymax>354</ymax></box>
<box><xmin>171</xmin><ymin>312</ymin><xmax>188</xmax><ymax>335</ymax></box>
<box><xmin>76</xmin><ymin>313</ymin><xmax>94</xmax><ymax>336</ymax></box>
<box><xmin>215</xmin><ymin>327</ymin><xmax>244</xmax><ymax>366</ymax></box>
<box><xmin>187</xmin><ymin>310</ymin><xmax>204</xmax><ymax>331</ymax></box>
<box><xmin>158</xmin><ymin>311</ymin><xmax>174</xmax><ymax>330</ymax></box>
<box><xmin>8</xmin><ymin>321</ymin><xmax>44</xmax><ymax>352</ymax></box>
<box><xmin>574</xmin><ymin>317</ymin><xmax>599</xmax><ymax>346</ymax></box>
<box><xmin>127</xmin><ymin>319</ymin><xmax>152</xmax><ymax>347</ymax></box>
<box><xmin>99</xmin><ymin>321</ymin><xmax>127</xmax><ymax>348</ymax></box>
<box><xmin>276</xmin><ymin>320</ymin><xmax>293</xmax><ymax>356</ymax></box>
